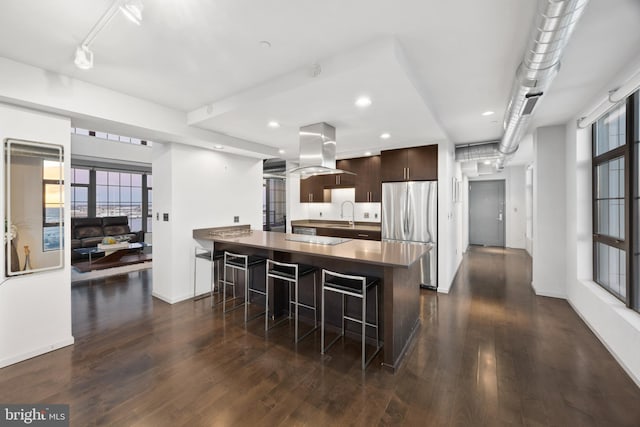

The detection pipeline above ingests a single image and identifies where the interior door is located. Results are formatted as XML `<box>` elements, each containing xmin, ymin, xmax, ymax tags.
<box><xmin>469</xmin><ymin>180</ymin><xmax>505</xmax><ymax>247</ymax></box>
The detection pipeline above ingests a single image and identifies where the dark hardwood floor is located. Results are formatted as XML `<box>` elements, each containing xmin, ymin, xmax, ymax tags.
<box><xmin>1</xmin><ymin>247</ymin><xmax>639</xmax><ymax>426</ymax></box>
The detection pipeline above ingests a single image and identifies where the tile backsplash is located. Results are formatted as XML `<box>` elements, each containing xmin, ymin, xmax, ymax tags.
<box><xmin>305</xmin><ymin>188</ymin><xmax>381</xmax><ymax>223</ymax></box>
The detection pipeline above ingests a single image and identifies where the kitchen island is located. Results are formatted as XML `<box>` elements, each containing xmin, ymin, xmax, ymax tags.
<box><xmin>193</xmin><ymin>226</ymin><xmax>430</xmax><ymax>371</ymax></box>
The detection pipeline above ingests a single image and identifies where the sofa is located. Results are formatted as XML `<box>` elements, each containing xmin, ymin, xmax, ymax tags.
<box><xmin>71</xmin><ymin>216</ymin><xmax>143</xmax><ymax>255</ymax></box>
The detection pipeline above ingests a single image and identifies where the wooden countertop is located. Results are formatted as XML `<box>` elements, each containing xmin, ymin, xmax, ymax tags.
<box><xmin>291</xmin><ymin>220</ymin><xmax>381</xmax><ymax>232</ymax></box>
<box><xmin>193</xmin><ymin>229</ymin><xmax>429</xmax><ymax>268</ymax></box>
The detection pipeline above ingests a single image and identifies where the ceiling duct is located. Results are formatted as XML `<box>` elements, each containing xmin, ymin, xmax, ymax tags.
<box><xmin>455</xmin><ymin>142</ymin><xmax>501</xmax><ymax>163</ymax></box>
<box><xmin>497</xmin><ymin>0</ymin><xmax>589</xmax><ymax>163</ymax></box>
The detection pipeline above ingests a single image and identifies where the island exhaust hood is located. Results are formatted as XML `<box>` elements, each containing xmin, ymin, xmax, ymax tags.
<box><xmin>288</xmin><ymin>122</ymin><xmax>355</xmax><ymax>179</ymax></box>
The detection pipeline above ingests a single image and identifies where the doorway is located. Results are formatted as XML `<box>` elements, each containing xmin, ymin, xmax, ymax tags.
<box><xmin>469</xmin><ymin>180</ymin><xmax>505</xmax><ymax>247</ymax></box>
<box><xmin>263</xmin><ymin>177</ymin><xmax>286</xmax><ymax>232</ymax></box>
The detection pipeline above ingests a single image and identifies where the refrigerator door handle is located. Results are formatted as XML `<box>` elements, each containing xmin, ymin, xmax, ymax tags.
<box><xmin>404</xmin><ymin>182</ymin><xmax>410</xmax><ymax>234</ymax></box>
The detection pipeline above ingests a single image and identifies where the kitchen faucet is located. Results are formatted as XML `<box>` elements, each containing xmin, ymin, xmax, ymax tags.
<box><xmin>340</xmin><ymin>201</ymin><xmax>355</xmax><ymax>226</ymax></box>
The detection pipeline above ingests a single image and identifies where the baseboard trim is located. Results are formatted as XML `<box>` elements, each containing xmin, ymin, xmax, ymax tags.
<box><xmin>531</xmin><ymin>283</ymin><xmax>566</xmax><ymax>299</ymax></box>
<box><xmin>567</xmin><ymin>298</ymin><xmax>640</xmax><ymax>389</ymax></box>
<box><xmin>152</xmin><ymin>291</ymin><xmax>194</xmax><ymax>305</ymax></box>
<box><xmin>0</xmin><ymin>336</ymin><xmax>75</xmax><ymax>369</ymax></box>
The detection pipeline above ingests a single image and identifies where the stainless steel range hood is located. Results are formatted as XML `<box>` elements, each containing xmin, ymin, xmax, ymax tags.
<box><xmin>288</xmin><ymin>122</ymin><xmax>355</xmax><ymax>179</ymax></box>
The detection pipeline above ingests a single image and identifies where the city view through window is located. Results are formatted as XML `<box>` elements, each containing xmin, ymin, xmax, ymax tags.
<box><xmin>71</xmin><ymin>168</ymin><xmax>152</xmax><ymax>233</ymax></box>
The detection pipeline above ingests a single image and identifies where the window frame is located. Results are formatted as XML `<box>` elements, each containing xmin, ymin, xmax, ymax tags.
<box><xmin>70</xmin><ymin>166</ymin><xmax>152</xmax><ymax>233</ymax></box>
<box><xmin>70</xmin><ymin>167</ymin><xmax>91</xmax><ymax>218</ymax></box>
<box><xmin>592</xmin><ymin>94</ymin><xmax>635</xmax><ymax>308</ymax></box>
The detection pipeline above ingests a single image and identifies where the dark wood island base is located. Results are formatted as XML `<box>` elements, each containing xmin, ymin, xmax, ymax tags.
<box><xmin>194</xmin><ymin>226</ymin><xmax>430</xmax><ymax>372</ymax></box>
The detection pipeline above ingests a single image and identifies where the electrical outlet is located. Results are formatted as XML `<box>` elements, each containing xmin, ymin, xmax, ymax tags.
<box><xmin>234</xmin><ymin>216</ymin><xmax>239</xmax><ymax>223</ymax></box>
<box><xmin>319</xmin><ymin>212</ymin><xmax>322</xmax><ymax>217</ymax></box>
<box><xmin>364</xmin><ymin>212</ymin><xmax>370</xmax><ymax>219</ymax></box>
<box><xmin>374</xmin><ymin>213</ymin><xmax>378</xmax><ymax>219</ymax></box>
<box><xmin>156</xmin><ymin>212</ymin><xmax>159</xmax><ymax>220</ymax></box>
<box><xmin>163</xmin><ymin>213</ymin><xmax>169</xmax><ymax>221</ymax></box>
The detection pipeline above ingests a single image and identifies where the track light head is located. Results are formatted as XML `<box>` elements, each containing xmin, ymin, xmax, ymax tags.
<box><xmin>119</xmin><ymin>0</ymin><xmax>144</xmax><ymax>25</ymax></box>
<box><xmin>74</xmin><ymin>45</ymin><xmax>94</xmax><ymax>70</ymax></box>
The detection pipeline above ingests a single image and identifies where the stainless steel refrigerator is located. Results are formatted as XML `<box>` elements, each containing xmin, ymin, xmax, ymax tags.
<box><xmin>382</xmin><ymin>181</ymin><xmax>437</xmax><ymax>289</ymax></box>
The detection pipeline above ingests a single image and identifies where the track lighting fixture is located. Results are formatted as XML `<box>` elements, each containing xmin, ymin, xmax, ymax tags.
<box><xmin>119</xmin><ymin>0</ymin><xmax>144</xmax><ymax>25</ymax></box>
<box><xmin>74</xmin><ymin>45</ymin><xmax>94</xmax><ymax>70</ymax></box>
<box><xmin>74</xmin><ymin>0</ymin><xmax>144</xmax><ymax>70</ymax></box>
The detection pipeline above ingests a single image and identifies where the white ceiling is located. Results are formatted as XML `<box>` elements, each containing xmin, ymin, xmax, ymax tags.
<box><xmin>0</xmin><ymin>0</ymin><xmax>639</xmax><ymax>161</ymax></box>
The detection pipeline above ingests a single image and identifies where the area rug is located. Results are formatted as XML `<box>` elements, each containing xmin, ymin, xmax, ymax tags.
<box><xmin>71</xmin><ymin>261</ymin><xmax>152</xmax><ymax>283</ymax></box>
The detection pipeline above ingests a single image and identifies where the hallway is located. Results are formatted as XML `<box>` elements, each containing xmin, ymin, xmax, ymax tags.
<box><xmin>0</xmin><ymin>247</ymin><xmax>638</xmax><ymax>426</ymax></box>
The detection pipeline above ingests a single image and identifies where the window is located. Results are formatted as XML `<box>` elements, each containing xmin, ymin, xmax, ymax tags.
<box><xmin>96</xmin><ymin>170</ymin><xmax>144</xmax><ymax>231</ymax></box>
<box><xmin>71</xmin><ymin>167</ymin><xmax>152</xmax><ymax>233</ymax></box>
<box><xmin>71</xmin><ymin>127</ymin><xmax>153</xmax><ymax>147</ymax></box>
<box><xmin>42</xmin><ymin>160</ymin><xmax>64</xmax><ymax>251</ymax></box>
<box><xmin>146</xmin><ymin>174</ymin><xmax>152</xmax><ymax>233</ymax></box>
<box><xmin>70</xmin><ymin>167</ymin><xmax>90</xmax><ymax>217</ymax></box>
<box><xmin>592</xmin><ymin>97</ymin><xmax>638</xmax><ymax>312</ymax></box>
<box><xmin>634</xmin><ymin>94</ymin><xmax>640</xmax><ymax>311</ymax></box>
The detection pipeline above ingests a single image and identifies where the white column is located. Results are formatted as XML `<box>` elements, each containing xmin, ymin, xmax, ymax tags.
<box><xmin>532</xmin><ymin>125</ymin><xmax>567</xmax><ymax>298</ymax></box>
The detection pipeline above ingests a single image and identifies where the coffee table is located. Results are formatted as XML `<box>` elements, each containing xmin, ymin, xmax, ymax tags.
<box><xmin>73</xmin><ymin>242</ymin><xmax>151</xmax><ymax>272</ymax></box>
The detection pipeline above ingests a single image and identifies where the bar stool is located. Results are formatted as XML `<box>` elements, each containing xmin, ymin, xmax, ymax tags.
<box><xmin>222</xmin><ymin>251</ymin><xmax>267</xmax><ymax>323</ymax></box>
<box><xmin>265</xmin><ymin>259</ymin><xmax>318</xmax><ymax>342</ymax></box>
<box><xmin>321</xmin><ymin>269</ymin><xmax>382</xmax><ymax>370</ymax></box>
<box><xmin>193</xmin><ymin>246</ymin><xmax>224</xmax><ymax>304</ymax></box>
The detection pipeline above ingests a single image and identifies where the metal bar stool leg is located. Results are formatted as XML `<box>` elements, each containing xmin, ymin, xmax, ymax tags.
<box><xmin>362</xmin><ymin>284</ymin><xmax>367</xmax><ymax>370</ymax></box>
<box><xmin>265</xmin><ymin>263</ymin><xmax>270</xmax><ymax>331</ymax></box>
<box><xmin>321</xmin><ymin>269</ymin><xmax>326</xmax><ymax>353</ymax></box>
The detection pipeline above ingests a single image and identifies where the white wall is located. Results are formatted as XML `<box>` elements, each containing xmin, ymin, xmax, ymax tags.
<box><xmin>71</xmin><ymin>133</ymin><xmax>152</xmax><ymax>166</ymax></box>
<box><xmin>438</xmin><ymin>140</ymin><xmax>463</xmax><ymax>293</ymax></box>
<box><xmin>0</xmin><ymin>103</ymin><xmax>73</xmax><ymax>368</ymax></box>
<box><xmin>0</xmin><ymin>56</ymin><xmax>276</xmax><ymax>159</ymax></box>
<box><xmin>565</xmin><ymin>120</ymin><xmax>640</xmax><ymax>387</ymax></box>
<box><xmin>532</xmin><ymin>125</ymin><xmax>567</xmax><ymax>298</ymax></box>
<box><xmin>525</xmin><ymin>165</ymin><xmax>534</xmax><ymax>256</ymax></box>
<box><xmin>461</xmin><ymin>175</ymin><xmax>469</xmax><ymax>252</ymax></box>
<box><xmin>468</xmin><ymin>165</ymin><xmax>527</xmax><ymax>250</ymax></box>
<box><xmin>152</xmin><ymin>142</ymin><xmax>263</xmax><ymax>303</ymax></box>
<box><xmin>285</xmin><ymin>168</ymin><xmax>306</xmax><ymax>233</ymax></box>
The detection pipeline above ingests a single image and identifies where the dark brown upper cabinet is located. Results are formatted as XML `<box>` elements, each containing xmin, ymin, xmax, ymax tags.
<box><xmin>381</xmin><ymin>145</ymin><xmax>438</xmax><ymax>182</ymax></box>
<box><xmin>324</xmin><ymin>160</ymin><xmax>357</xmax><ymax>188</ymax></box>
<box><xmin>340</xmin><ymin>156</ymin><xmax>381</xmax><ymax>202</ymax></box>
<box><xmin>299</xmin><ymin>174</ymin><xmax>331</xmax><ymax>203</ymax></box>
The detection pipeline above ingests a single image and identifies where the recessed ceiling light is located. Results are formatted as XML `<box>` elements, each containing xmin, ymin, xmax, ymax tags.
<box><xmin>482</xmin><ymin>111</ymin><xmax>495</xmax><ymax>116</ymax></box>
<box><xmin>364</xmin><ymin>151</ymin><xmax>372</xmax><ymax>156</ymax></box>
<box><xmin>483</xmin><ymin>160</ymin><xmax>491</xmax><ymax>165</ymax></box>
<box><xmin>380</xmin><ymin>132</ymin><xmax>390</xmax><ymax>139</ymax></box>
<box><xmin>278</xmin><ymin>149</ymin><xmax>285</xmax><ymax>154</ymax></box>
<box><xmin>260</xmin><ymin>40</ymin><xmax>272</xmax><ymax>48</ymax></box>
<box><xmin>268</xmin><ymin>121</ymin><xmax>280</xmax><ymax>128</ymax></box>
<box><xmin>355</xmin><ymin>96</ymin><xmax>372</xmax><ymax>108</ymax></box>
<box><xmin>214</xmin><ymin>145</ymin><xmax>224</xmax><ymax>150</ymax></box>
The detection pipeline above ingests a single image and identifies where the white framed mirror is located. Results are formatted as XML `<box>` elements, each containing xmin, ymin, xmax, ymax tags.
<box><xmin>5</xmin><ymin>138</ymin><xmax>64</xmax><ymax>276</ymax></box>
